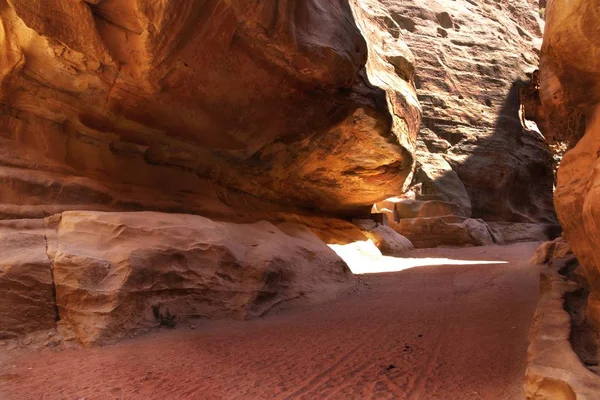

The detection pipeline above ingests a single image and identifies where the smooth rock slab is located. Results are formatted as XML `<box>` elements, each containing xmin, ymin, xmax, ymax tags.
<box><xmin>52</xmin><ymin>211</ymin><xmax>352</xmax><ymax>345</ymax></box>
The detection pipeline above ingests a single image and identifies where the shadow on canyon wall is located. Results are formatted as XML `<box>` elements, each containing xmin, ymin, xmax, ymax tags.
<box><xmin>411</xmin><ymin>76</ymin><xmax>558</xmax><ymax>225</ymax></box>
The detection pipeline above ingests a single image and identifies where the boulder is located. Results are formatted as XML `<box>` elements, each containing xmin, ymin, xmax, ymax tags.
<box><xmin>0</xmin><ymin>231</ymin><xmax>56</xmax><ymax>339</ymax></box>
<box><xmin>353</xmin><ymin>219</ymin><xmax>414</xmax><ymax>256</ymax></box>
<box><xmin>390</xmin><ymin>216</ymin><xmax>494</xmax><ymax>249</ymax></box>
<box><xmin>51</xmin><ymin>211</ymin><xmax>352</xmax><ymax>344</ymax></box>
<box><xmin>366</xmin><ymin>225</ymin><xmax>414</xmax><ymax>256</ymax></box>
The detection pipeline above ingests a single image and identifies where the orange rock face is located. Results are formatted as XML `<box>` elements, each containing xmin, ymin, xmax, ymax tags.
<box><xmin>0</xmin><ymin>0</ymin><xmax>420</xmax><ymax>218</ymax></box>
<box><xmin>538</xmin><ymin>0</ymin><xmax>600</xmax><ymax>328</ymax></box>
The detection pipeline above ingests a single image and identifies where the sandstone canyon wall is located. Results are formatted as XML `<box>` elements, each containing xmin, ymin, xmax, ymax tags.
<box><xmin>384</xmin><ymin>0</ymin><xmax>555</xmax><ymax>223</ymax></box>
<box><xmin>538</xmin><ymin>0</ymin><xmax>600</xmax><ymax>329</ymax></box>
<box><xmin>0</xmin><ymin>0</ymin><xmax>559</xmax><ymax>344</ymax></box>
<box><xmin>372</xmin><ymin>0</ymin><xmax>558</xmax><ymax>248</ymax></box>
<box><xmin>0</xmin><ymin>0</ymin><xmax>423</xmax><ymax>343</ymax></box>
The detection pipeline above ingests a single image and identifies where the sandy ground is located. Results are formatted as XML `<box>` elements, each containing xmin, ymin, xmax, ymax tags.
<box><xmin>0</xmin><ymin>242</ymin><xmax>542</xmax><ymax>400</ymax></box>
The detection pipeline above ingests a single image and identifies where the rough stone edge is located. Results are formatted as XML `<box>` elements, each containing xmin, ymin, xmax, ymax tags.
<box><xmin>0</xmin><ymin>212</ymin><xmax>358</xmax><ymax>347</ymax></box>
<box><xmin>525</xmin><ymin>258</ymin><xmax>600</xmax><ymax>399</ymax></box>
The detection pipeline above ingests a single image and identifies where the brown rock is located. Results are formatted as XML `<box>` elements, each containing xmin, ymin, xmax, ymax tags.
<box><xmin>380</xmin><ymin>0</ymin><xmax>556</xmax><ymax>223</ymax></box>
<box><xmin>588</xmin><ymin>294</ymin><xmax>600</xmax><ymax>335</ymax></box>
<box><xmin>0</xmin><ymin>231</ymin><xmax>56</xmax><ymax>339</ymax></box>
<box><xmin>390</xmin><ymin>216</ymin><xmax>494</xmax><ymax>248</ymax></box>
<box><xmin>538</xmin><ymin>0</ymin><xmax>600</xmax><ymax>331</ymax></box>
<box><xmin>353</xmin><ymin>219</ymin><xmax>414</xmax><ymax>256</ymax></box>
<box><xmin>51</xmin><ymin>211</ymin><xmax>352</xmax><ymax>344</ymax></box>
<box><xmin>526</xmin><ymin>263</ymin><xmax>600</xmax><ymax>399</ymax></box>
<box><xmin>395</xmin><ymin>199</ymin><xmax>466</xmax><ymax>220</ymax></box>
<box><xmin>366</xmin><ymin>226</ymin><xmax>414</xmax><ymax>256</ymax></box>
<box><xmin>436</xmin><ymin>12</ymin><xmax>454</xmax><ymax>29</ymax></box>
<box><xmin>537</xmin><ymin>0</ymin><xmax>600</xmax><ymax>146</ymax></box>
<box><xmin>412</xmin><ymin>152</ymin><xmax>472</xmax><ymax>217</ymax></box>
<box><xmin>419</xmin><ymin>127</ymin><xmax>452</xmax><ymax>153</ymax></box>
<box><xmin>0</xmin><ymin>0</ymin><xmax>420</xmax><ymax>219</ymax></box>
<box><xmin>531</xmin><ymin>238</ymin><xmax>573</xmax><ymax>265</ymax></box>
<box><xmin>282</xmin><ymin>214</ymin><xmax>370</xmax><ymax>246</ymax></box>
<box><xmin>486</xmin><ymin>222</ymin><xmax>561</xmax><ymax>245</ymax></box>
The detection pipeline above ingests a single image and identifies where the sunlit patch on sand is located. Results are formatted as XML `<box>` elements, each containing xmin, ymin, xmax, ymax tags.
<box><xmin>328</xmin><ymin>240</ymin><xmax>508</xmax><ymax>275</ymax></box>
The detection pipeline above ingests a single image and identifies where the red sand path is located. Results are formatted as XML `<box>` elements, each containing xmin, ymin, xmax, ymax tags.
<box><xmin>0</xmin><ymin>242</ymin><xmax>543</xmax><ymax>399</ymax></box>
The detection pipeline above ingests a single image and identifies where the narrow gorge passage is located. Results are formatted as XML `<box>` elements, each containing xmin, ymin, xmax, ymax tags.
<box><xmin>2</xmin><ymin>0</ymin><xmax>599</xmax><ymax>397</ymax></box>
<box><xmin>0</xmin><ymin>243</ymin><xmax>542</xmax><ymax>400</ymax></box>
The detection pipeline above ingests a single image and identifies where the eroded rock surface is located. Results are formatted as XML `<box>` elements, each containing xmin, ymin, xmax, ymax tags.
<box><xmin>0</xmin><ymin>0</ymin><xmax>424</xmax><ymax>342</ymax></box>
<box><xmin>390</xmin><ymin>216</ymin><xmax>495</xmax><ymax>249</ymax></box>
<box><xmin>353</xmin><ymin>218</ymin><xmax>414</xmax><ymax>256</ymax></box>
<box><xmin>530</xmin><ymin>238</ymin><xmax>572</xmax><ymax>265</ymax></box>
<box><xmin>1</xmin><ymin>211</ymin><xmax>350</xmax><ymax>345</ymax></box>
<box><xmin>0</xmin><ymin>230</ymin><xmax>56</xmax><ymax>339</ymax></box>
<box><xmin>538</xmin><ymin>0</ymin><xmax>600</xmax><ymax>329</ymax></box>
<box><xmin>0</xmin><ymin>0</ymin><xmax>565</xmax><ymax>346</ymax></box>
<box><xmin>0</xmin><ymin>0</ymin><xmax>420</xmax><ymax>218</ymax></box>
<box><xmin>526</xmin><ymin>259</ymin><xmax>600</xmax><ymax>400</ymax></box>
<box><xmin>378</xmin><ymin>0</ymin><xmax>556</xmax><ymax>223</ymax></box>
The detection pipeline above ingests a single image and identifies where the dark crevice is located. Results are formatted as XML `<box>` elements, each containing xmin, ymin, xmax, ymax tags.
<box><xmin>43</xmin><ymin>234</ymin><xmax>60</xmax><ymax>323</ymax></box>
<box><xmin>560</xmin><ymin>258</ymin><xmax>600</xmax><ymax>373</ymax></box>
<box><xmin>565</xmin><ymin>288</ymin><xmax>599</xmax><ymax>370</ymax></box>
